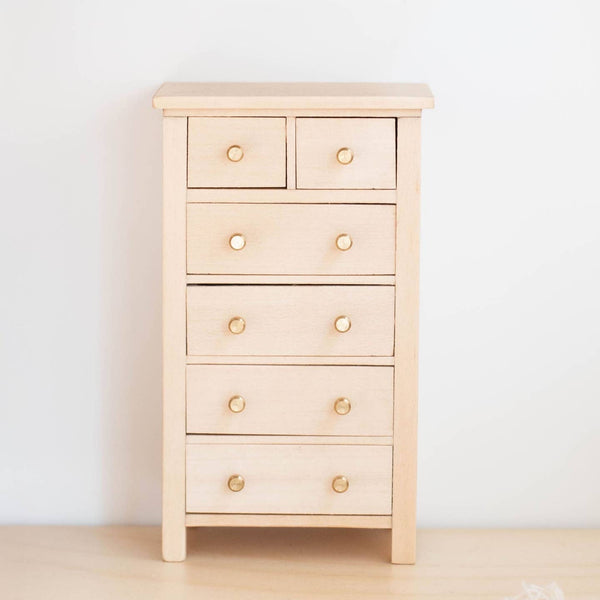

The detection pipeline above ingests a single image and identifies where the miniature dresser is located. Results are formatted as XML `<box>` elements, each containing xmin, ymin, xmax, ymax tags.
<box><xmin>152</xmin><ymin>82</ymin><xmax>433</xmax><ymax>563</ymax></box>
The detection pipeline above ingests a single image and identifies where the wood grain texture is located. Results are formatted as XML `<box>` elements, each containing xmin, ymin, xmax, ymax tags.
<box><xmin>186</xmin><ymin>274</ymin><xmax>396</xmax><ymax>285</ymax></box>
<box><xmin>296</xmin><ymin>118</ymin><xmax>396</xmax><ymax>189</ymax></box>
<box><xmin>2</xmin><ymin>527</ymin><xmax>598</xmax><ymax>599</ymax></box>
<box><xmin>185</xmin><ymin>355</ymin><xmax>395</xmax><ymax>366</ymax></box>
<box><xmin>186</xmin><ymin>365</ymin><xmax>393</xmax><ymax>435</ymax></box>
<box><xmin>161</xmin><ymin>117</ymin><xmax>187</xmax><ymax>562</ymax></box>
<box><xmin>185</xmin><ymin>514</ymin><xmax>392</xmax><ymax>528</ymax></box>
<box><xmin>153</xmin><ymin>82</ymin><xmax>435</xmax><ymax>110</ymax></box>
<box><xmin>186</xmin><ymin>285</ymin><xmax>395</xmax><ymax>356</ymax></box>
<box><xmin>391</xmin><ymin>118</ymin><xmax>421</xmax><ymax>564</ymax></box>
<box><xmin>186</xmin><ymin>443</ymin><xmax>392</xmax><ymax>515</ymax></box>
<box><xmin>187</xmin><ymin>188</ymin><xmax>397</xmax><ymax>203</ymax></box>
<box><xmin>187</xmin><ymin>117</ymin><xmax>286</xmax><ymax>188</ymax></box>
<box><xmin>186</xmin><ymin>204</ymin><xmax>395</xmax><ymax>275</ymax></box>
<box><xmin>186</xmin><ymin>435</ymin><xmax>393</xmax><ymax>446</ymax></box>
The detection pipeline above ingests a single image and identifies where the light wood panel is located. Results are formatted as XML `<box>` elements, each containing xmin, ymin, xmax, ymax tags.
<box><xmin>186</xmin><ymin>443</ymin><xmax>392</xmax><ymax>515</ymax></box>
<box><xmin>391</xmin><ymin>117</ymin><xmax>421</xmax><ymax>565</ymax></box>
<box><xmin>296</xmin><ymin>118</ymin><xmax>397</xmax><ymax>189</ymax></box>
<box><xmin>186</xmin><ymin>435</ymin><xmax>393</xmax><ymax>446</ymax></box>
<box><xmin>153</xmin><ymin>82</ymin><xmax>435</xmax><ymax>110</ymax></box>
<box><xmin>185</xmin><ymin>514</ymin><xmax>392</xmax><ymax>528</ymax></box>
<box><xmin>165</xmin><ymin>108</ymin><xmax>423</xmax><ymax>117</ymax></box>
<box><xmin>185</xmin><ymin>355</ymin><xmax>395</xmax><ymax>366</ymax></box>
<box><xmin>186</xmin><ymin>274</ymin><xmax>396</xmax><ymax>285</ymax></box>
<box><xmin>187</xmin><ymin>117</ymin><xmax>286</xmax><ymax>188</ymax></box>
<box><xmin>186</xmin><ymin>204</ymin><xmax>395</xmax><ymax>275</ymax></box>
<box><xmin>187</xmin><ymin>188</ymin><xmax>397</xmax><ymax>203</ymax></box>
<box><xmin>186</xmin><ymin>285</ymin><xmax>395</xmax><ymax>357</ymax></box>
<box><xmin>186</xmin><ymin>365</ymin><xmax>393</xmax><ymax>436</ymax></box>
<box><xmin>2</xmin><ymin>527</ymin><xmax>598</xmax><ymax>599</ymax></box>
<box><xmin>161</xmin><ymin>117</ymin><xmax>187</xmax><ymax>562</ymax></box>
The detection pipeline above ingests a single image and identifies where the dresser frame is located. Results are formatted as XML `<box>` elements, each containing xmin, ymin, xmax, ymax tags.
<box><xmin>155</xmin><ymin>83</ymin><xmax>432</xmax><ymax>564</ymax></box>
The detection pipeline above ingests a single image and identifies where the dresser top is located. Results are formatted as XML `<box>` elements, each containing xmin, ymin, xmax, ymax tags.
<box><xmin>152</xmin><ymin>82</ymin><xmax>434</xmax><ymax>110</ymax></box>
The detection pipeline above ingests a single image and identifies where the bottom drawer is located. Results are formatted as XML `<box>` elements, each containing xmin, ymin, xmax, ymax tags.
<box><xmin>186</xmin><ymin>443</ymin><xmax>392</xmax><ymax>515</ymax></box>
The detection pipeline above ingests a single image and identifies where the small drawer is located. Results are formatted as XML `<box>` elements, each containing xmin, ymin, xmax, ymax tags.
<box><xmin>186</xmin><ymin>443</ymin><xmax>392</xmax><ymax>514</ymax></box>
<box><xmin>296</xmin><ymin>118</ymin><xmax>396</xmax><ymax>189</ymax></box>
<box><xmin>187</xmin><ymin>117</ymin><xmax>286</xmax><ymax>188</ymax></box>
<box><xmin>186</xmin><ymin>365</ymin><xmax>393</xmax><ymax>435</ymax></box>
<box><xmin>186</xmin><ymin>285</ymin><xmax>394</xmax><ymax>356</ymax></box>
<box><xmin>187</xmin><ymin>204</ymin><xmax>395</xmax><ymax>275</ymax></box>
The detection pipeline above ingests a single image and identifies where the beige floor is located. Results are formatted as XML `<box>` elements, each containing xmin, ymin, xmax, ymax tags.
<box><xmin>1</xmin><ymin>527</ymin><xmax>598</xmax><ymax>599</ymax></box>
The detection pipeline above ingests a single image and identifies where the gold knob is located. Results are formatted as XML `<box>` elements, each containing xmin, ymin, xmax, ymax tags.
<box><xmin>332</xmin><ymin>475</ymin><xmax>349</xmax><ymax>493</ymax></box>
<box><xmin>336</xmin><ymin>147</ymin><xmax>354</xmax><ymax>165</ymax></box>
<box><xmin>229</xmin><ymin>233</ymin><xmax>246</xmax><ymax>251</ymax></box>
<box><xmin>227</xmin><ymin>145</ymin><xmax>244</xmax><ymax>162</ymax></box>
<box><xmin>228</xmin><ymin>474</ymin><xmax>245</xmax><ymax>492</ymax></box>
<box><xmin>228</xmin><ymin>317</ymin><xmax>246</xmax><ymax>334</ymax></box>
<box><xmin>334</xmin><ymin>397</ymin><xmax>351</xmax><ymax>415</ymax></box>
<box><xmin>335</xmin><ymin>233</ymin><xmax>353</xmax><ymax>251</ymax></box>
<box><xmin>334</xmin><ymin>315</ymin><xmax>351</xmax><ymax>333</ymax></box>
<box><xmin>228</xmin><ymin>395</ymin><xmax>246</xmax><ymax>413</ymax></box>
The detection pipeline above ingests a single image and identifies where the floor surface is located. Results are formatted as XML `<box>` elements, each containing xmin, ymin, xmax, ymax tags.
<box><xmin>1</xmin><ymin>527</ymin><xmax>599</xmax><ymax>599</ymax></box>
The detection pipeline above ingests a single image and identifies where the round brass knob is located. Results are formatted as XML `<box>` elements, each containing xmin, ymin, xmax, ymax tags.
<box><xmin>334</xmin><ymin>315</ymin><xmax>351</xmax><ymax>333</ymax></box>
<box><xmin>229</xmin><ymin>233</ymin><xmax>246</xmax><ymax>251</ymax></box>
<box><xmin>227</xmin><ymin>474</ymin><xmax>245</xmax><ymax>492</ymax></box>
<box><xmin>334</xmin><ymin>397</ymin><xmax>351</xmax><ymax>415</ymax></box>
<box><xmin>336</xmin><ymin>147</ymin><xmax>354</xmax><ymax>165</ymax></box>
<box><xmin>227</xmin><ymin>145</ymin><xmax>244</xmax><ymax>162</ymax></box>
<box><xmin>228</xmin><ymin>395</ymin><xmax>246</xmax><ymax>413</ymax></box>
<box><xmin>228</xmin><ymin>316</ymin><xmax>246</xmax><ymax>334</ymax></box>
<box><xmin>332</xmin><ymin>475</ymin><xmax>349</xmax><ymax>493</ymax></box>
<box><xmin>335</xmin><ymin>233</ymin><xmax>353</xmax><ymax>251</ymax></box>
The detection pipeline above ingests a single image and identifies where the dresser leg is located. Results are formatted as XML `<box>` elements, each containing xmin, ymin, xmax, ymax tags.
<box><xmin>391</xmin><ymin>526</ymin><xmax>416</xmax><ymax>564</ymax></box>
<box><xmin>162</xmin><ymin>522</ymin><xmax>186</xmax><ymax>562</ymax></box>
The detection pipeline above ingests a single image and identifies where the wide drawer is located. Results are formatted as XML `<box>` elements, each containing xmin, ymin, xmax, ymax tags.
<box><xmin>187</xmin><ymin>117</ymin><xmax>286</xmax><ymax>188</ymax></box>
<box><xmin>186</xmin><ymin>285</ymin><xmax>394</xmax><ymax>356</ymax></box>
<box><xmin>296</xmin><ymin>118</ymin><xmax>396</xmax><ymax>189</ymax></box>
<box><xmin>186</xmin><ymin>443</ymin><xmax>392</xmax><ymax>514</ymax></box>
<box><xmin>186</xmin><ymin>365</ymin><xmax>393</xmax><ymax>435</ymax></box>
<box><xmin>187</xmin><ymin>204</ymin><xmax>395</xmax><ymax>275</ymax></box>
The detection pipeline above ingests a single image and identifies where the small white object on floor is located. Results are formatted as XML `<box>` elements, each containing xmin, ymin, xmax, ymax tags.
<box><xmin>505</xmin><ymin>582</ymin><xmax>565</xmax><ymax>600</ymax></box>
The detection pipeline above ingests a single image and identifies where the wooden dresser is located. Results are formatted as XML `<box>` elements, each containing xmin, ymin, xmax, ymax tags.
<box><xmin>152</xmin><ymin>82</ymin><xmax>434</xmax><ymax>564</ymax></box>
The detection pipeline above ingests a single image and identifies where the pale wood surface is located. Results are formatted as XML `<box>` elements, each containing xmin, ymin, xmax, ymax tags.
<box><xmin>391</xmin><ymin>118</ymin><xmax>422</xmax><ymax>564</ymax></box>
<box><xmin>186</xmin><ymin>443</ymin><xmax>392</xmax><ymax>514</ymax></box>
<box><xmin>186</xmin><ymin>203</ymin><xmax>395</xmax><ymax>275</ymax></box>
<box><xmin>186</xmin><ymin>365</ymin><xmax>393</xmax><ymax>435</ymax></box>
<box><xmin>186</xmin><ymin>435</ymin><xmax>392</xmax><ymax>445</ymax></box>
<box><xmin>187</xmin><ymin>117</ymin><xmax>286</xmax><ymax>188</ymax></box>
<box><xmin>164</xmin><ymin>108</ymin><xmax>423</xmax><ymax>117</ymax></box>
<box><xmin>186</xmin><ymin>355</ymin><xmax>395</xmax><ymax>366</ymax></box>
<box><xmin>2</xmin><ymin>527</ymin><xmax>598</xmax><ymax>600</ymax></box>
<box><xmin>153</xmin><ymin>82</ymin><xmax>435</xmax><ymax>110</ymax></box>
<box><xmin>187</xmin><ymin>188</ymin><xmax>396</xmax><ymax>203</ymax></box>
<box><xmin>186</xmin><ymin>274</ymin><xmax>396</xmax><ymax>285</ymax></box>
<box><xmin>185</xmin><ymin>514</ymin><xmax>391</xmax><ymax>528</ymax></box>
<box><xmin>296</xmin><ymin>118</ymin><xmax>396</xmax><ymax>189</ymax></box>
<box><xmin>186</xmin><ymin>285</ymin><xmax>395</xmax><ymax>356</ymax></box>
<box><xmin>161</xmin><ymin>117</ymin><xmax>187</xmax><ymax>562</ymax></box>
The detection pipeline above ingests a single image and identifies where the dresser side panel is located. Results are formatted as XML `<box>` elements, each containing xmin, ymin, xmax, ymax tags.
<box><xmin>392</xmin><ymin>117</ymin><xmax>422</xmax><ymax>564</ymax></box>
<box><xmin>162</xmin><ymin>116</ymin><xmax>188</xmax><ymax>561</ymax></box>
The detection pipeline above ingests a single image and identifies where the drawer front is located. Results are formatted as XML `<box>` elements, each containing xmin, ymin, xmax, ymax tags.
<box><xmin>187</xmin><ymin>204</ymin><xmax>395</xmax><ymax>275</ymax></box>
<box><xmin>186</xmin><ymin>285</ymin><xmax>394</xmax><ymax>356</ymax></box>
<box><xmin>186</xmin><ymin>443</ymin><xmax>392</xmax><ymax>514</ymax></box>
<box><xmin>296</xmin><ymin>118</ymin><xmax>396</xmax><ymax>189</ymax></box>
<box><xmin>186</xmin><ymin>365</ymin><xmax>393</xmax><ymax>435</ymax></box>
<box><xmin>187</xmin><ymin>117</ymin><xmax>286</xmax><ymax>188</ymax></box>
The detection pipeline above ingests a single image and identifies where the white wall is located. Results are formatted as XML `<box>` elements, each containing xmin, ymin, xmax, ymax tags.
<box><xmin>1</xmin><ymin>0</ymin><xmax>599</xmax><ymax>526</ymax></box>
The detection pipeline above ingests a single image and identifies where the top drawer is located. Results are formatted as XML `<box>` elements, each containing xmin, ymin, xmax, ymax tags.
<box><xmin>296</xmin><ymin>118</ymin><xmax>396</xmax><ymax>190</ymax></box>
<box><xmin>188</xmin><ymin>117</ymin><xmax>286</xmax><ymax>188</ymax></box>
